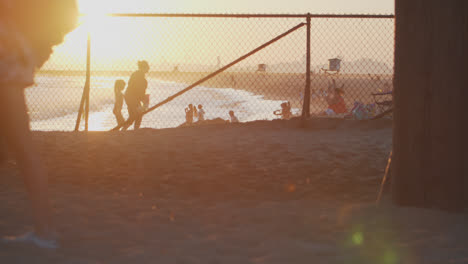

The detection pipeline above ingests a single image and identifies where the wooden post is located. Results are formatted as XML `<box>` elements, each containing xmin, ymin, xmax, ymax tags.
<box><xmin>377</xmin><ymin>151</ymin><xmax>392</xmax><ymax>204</ymax></box>
<box><xmin>84</xmin><ymin>33</ymin><xmax>91</xmax><ymax>131</ymax></box>
<box><xmin>302</xmin><ymin>14</ymin><xmax>311</xmax><ymax>119</ymax></box>
<box><xmin>74</xmin><ymin>33</ymin><xmax>91</xmax><ymax>131</ymax></box>
<box><xmin>393</xmin><ymin>0</ymin><xmax>468</xmax><ymax>210</ymax></box>
<box><xmin>74</xmin><ymin>83</ymin><xmax>86</xmax><ymax>131</ymax></box>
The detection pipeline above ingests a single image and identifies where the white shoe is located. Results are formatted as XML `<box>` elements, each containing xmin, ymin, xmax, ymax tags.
<box><xmin>1</xmin><ymin>231</ymin><xmax>59</xmax><ymax>249</ymax></box>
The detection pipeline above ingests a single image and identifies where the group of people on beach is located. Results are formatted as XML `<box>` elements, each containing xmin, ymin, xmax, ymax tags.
<box><xmin>299</xmin><ymin>78</ymin><xmax>348</xmax><ymax>116</ymax></box>
<box><xmin>184</xmin><ymin>104</ymin><xmax>205</xmax><ymax>124</ymax></box>
<box><xmin>323</xmin><ymin>79</ymin><xmax>347</xmax><ymax>115</ymax></box>
<box><xmin>114</xmin><ymin>62</ymin><xmax>244</xmax><ymax>128</ymax></box>
<box><xmin>184</xmin><ymin>103</ymin><xmax>239</xmax><ymax>125</ymax></box>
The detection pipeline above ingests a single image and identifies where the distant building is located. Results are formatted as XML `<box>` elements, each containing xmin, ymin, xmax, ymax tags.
<box><xmin>320</xmin><ymin>58</ymin><xmax>341</xmax><ymax>75</ymax></box>
<box><xmin>328</xmin><ymin>58</ymin><xmax>342</xmax><ymax>72</ymax></box>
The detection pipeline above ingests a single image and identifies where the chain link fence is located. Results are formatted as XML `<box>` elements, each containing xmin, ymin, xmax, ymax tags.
<box><xmin>30</xmin><ymin>14</ymin><xmax>394</xmax><ymax>131</ymax></box>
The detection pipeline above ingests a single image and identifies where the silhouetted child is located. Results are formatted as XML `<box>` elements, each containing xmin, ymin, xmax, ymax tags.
<box><xmin>113</xmin><ymin>79</ymin><xmax>126</xmax><ymax>126</ymax></box>
<box><xmin>283</xmin><ymin>101</ymin><xmax>292</xmax><ymax>119</ymax></box>
<box><xmin>193</xmin><ymin>103</ymin><xmax>198</xmax><ymax>119</ymax></box>
<box><xmin>185</xmin><ymin>104</ymin><xmax>194</xmax><ymax>125</ymax></box>
<box><xmin>273</xmin><ymin>101</ymin><xmax>292</xmax><ymax>120</ymax></box>
<box><xmin>229</xmin><ymin>110</ymin><xmax>239</xmax><ymax>123</ymax></box>
<box><xmin>197</xmin><ymin>104</ymin><xmax>205</xmax><ymax>121</ymax></box>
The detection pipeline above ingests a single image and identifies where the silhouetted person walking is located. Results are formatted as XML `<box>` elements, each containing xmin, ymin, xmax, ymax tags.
<box><xmin>123</xmin><ymin>60</ymin><xmax>149</xmax><ymax>130</ymax></box>
<box><xmin>0</xmin><ymin>0</ymin><xmax>78</xmax><ymax>249</ymax></box>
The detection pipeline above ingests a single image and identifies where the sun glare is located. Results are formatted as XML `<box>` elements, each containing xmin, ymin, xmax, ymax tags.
<box><xmin>78</xmin><ymin>0</ymin><xmax>111</xmax><ymax>33</ymax></box>
<box><xmin>81</xmin><ymin>15</ymin><xmax>109</xmax><ymax>35</ymax></box>
<box><xmin>79</xmin><ymin>0</ymin><xmax>110</xmax><ymax>15</ymax></box>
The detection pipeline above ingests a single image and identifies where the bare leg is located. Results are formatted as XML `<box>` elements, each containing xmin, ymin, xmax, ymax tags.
<box><xmin>134</xmin><ymin>114</ymin><xmax>142</xmax><ymax>130</ymax></box>
<box><xmin>0</xmin><ymin>86</ymin><xmax>55</xmax><ymax>245</ymax></box>
<box><xmin>122</xmin><ymin>111</ymin><xmax>135</xmax><ymax>131</ymax></box>
<box><xmin>114</xmin><ymin>112</ymin><xmax>125</xmax><ymax>127</ymax></box>
<box><xmin>122</xmin><ymin>99</ymin><xmax>137</xmax><ymax>131</ymax></box>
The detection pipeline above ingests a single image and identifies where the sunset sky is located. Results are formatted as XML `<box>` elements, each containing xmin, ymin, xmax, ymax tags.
<box><xmin>43</xmin><ymin>0</ymin><xmax>394</xmax><ymax>71</ymax></box>
<box><xmin>78</xmin><ymin>0</ymin><xmax>394</xmax><ymax>14</ymax></box>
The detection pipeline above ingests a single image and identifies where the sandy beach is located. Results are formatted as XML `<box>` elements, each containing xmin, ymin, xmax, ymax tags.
<box><xmin>33</xmin><ymin>70</ymin><xmax>392</xmax><ymax>123</ymax></box>
<box><xmin>1</xmin><ymin>118</ymin><xmax>466</xmax><ymax>263</ymax></box>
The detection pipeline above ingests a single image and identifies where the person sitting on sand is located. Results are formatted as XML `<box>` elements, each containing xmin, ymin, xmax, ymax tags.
<box><xmin>123</xmin><ymin>60</ymin><xmax>150</xmax><ymax>131</ymax></box>
<box><xmin>274</xmin><ymin>101</ymin><xmax>292</xmax><ymax>120</ymax></box>
<box><xmin>113</xmin><ymin>79</ymin><xmax>126</xmax><ymax>127</ymax></box>
<box><xmin>229</xmin><ymin>110</ymin><xmax>239</xmax><ymax>123</ymax></box>
<box><xmin>185</xmin><ymin>104</ymin><xmax>194</xmax><ymax>125</ymax></box>
<box><xmin>0</xmin><ymin>0</ymin><xmax>78</xmax><ymax>249</ymax></box>
<box><xmin>324</xmin><ymin>87</ymin><xmax>347</xmax><ymax>115</ymax></box>
<box><xmin>197</xmin><ymin>104</ymin><xmax>205</xmax><ymax>122</ymax></box>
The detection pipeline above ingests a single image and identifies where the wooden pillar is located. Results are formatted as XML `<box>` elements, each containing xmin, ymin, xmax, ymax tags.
<box><xmin>84</xmin><ymin>33</ymin><xmax>91</xmax><ymax>131</ymax></box>
<box><xmin>393</xmin><ymin>0</ymin><xmax>468</xmax><ymax>210</ymax></box>
<box><xmin>75</xmin><ymin>33</ymin><xmax>91</xmax><ymax>131</ymax></box>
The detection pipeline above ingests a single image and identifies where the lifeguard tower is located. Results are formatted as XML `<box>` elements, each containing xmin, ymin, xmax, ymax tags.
<box><xmin>257</xmin><ymin>64</ymin><xmax>267</xmax><ymax>72</ymax></box>
<box><xmin>320</xmin><ymin>58</ymin><xmax>341</xmax><ymax>75</ymax></box>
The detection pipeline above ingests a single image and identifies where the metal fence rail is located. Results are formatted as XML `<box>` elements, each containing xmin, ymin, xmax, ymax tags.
<box><xmin>30</xmin><ymin>13</ymin><xmax>395</xmax><ymax>131</ymax></box>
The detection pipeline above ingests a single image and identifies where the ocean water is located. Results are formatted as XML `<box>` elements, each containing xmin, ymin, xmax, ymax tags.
<box><xmin>28</xmin><ymin>74</ymin><xmax>298</xmax><ymax>131</ymax></box>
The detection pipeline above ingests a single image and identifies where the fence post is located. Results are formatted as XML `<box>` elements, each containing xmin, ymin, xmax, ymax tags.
<box><xmin>302</xmin><ymin>13</ymin><xmax>311</xmax><ymax>119</ymax></box>
<box><xmin>74</xmin><ymin>33</ymin><xmax>91</xmax><ymax>131</ymax></box>
<box><xmin>84</xmin><ymin>33</ymin><xmax>91</xmax><ymax>131</ymax></box>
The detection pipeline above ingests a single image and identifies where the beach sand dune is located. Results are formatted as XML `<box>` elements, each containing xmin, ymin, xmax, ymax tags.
<box><xmin>1</xmin><ymin>118</ymin><xmax>467</xmax><ymax>263</ymax></box>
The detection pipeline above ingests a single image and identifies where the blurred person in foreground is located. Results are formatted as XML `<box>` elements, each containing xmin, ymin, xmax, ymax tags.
<box><xmin>0</xmin><ymin>0</ymin><xmax>78</xmax><ymax>248</ymax></box>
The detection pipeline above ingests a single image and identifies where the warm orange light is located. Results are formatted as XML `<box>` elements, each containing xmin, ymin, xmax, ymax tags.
<box><xmin>79</xmin><ymin>0</ymin><xmax>111</xmax><ymax>16</ymax></box>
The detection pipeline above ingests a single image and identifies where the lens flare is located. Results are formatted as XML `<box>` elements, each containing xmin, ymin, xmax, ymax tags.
<box><xmin>352</xmin><ymin>231</ymin><xmax>364</xmax><ymax>246</ymax></box>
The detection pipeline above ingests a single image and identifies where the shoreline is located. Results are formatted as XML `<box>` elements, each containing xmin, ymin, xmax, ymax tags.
<box><xmin>29</xmin><ymin>80</ymin><xmax>296</xmax><ymax>131</ymax></box>
<box><xmin>29</xmin><ymin>71</ymin><xmax>392</xmax><ymax>128</ymax></box>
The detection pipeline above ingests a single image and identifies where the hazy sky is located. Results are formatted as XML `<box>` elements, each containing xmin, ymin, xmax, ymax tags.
<box><xmin>43</xmin><ymin>0</ymin><xmax>394</xmax><ymax>71</ymax></box>
<box><xmin>79</xmin><ymin>0</ymin><xmax>394</xmax><ymax>14</ymax></box>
